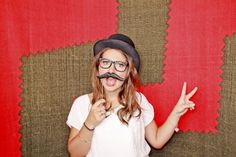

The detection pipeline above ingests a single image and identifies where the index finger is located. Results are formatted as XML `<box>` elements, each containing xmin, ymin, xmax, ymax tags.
<box><xmin>180</xmin><ymin>82</ymin><xmax>187</xmax><ymax>98</ymax></box>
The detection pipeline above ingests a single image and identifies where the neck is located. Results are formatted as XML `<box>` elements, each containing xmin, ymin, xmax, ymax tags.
<box><xmin>104</xmin><ymin>89</ymin><xmax>121</xmax><ymax>105</ymax></box>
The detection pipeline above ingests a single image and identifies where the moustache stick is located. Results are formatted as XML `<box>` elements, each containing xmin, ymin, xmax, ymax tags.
<box><xmin>97</xmin><ymin>72</ymin><xmax>125</xmax><ymax>81</ymax></box>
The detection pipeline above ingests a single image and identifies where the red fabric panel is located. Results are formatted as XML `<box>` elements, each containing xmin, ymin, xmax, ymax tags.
<box><xmin>1</xmin><ymin>0</ymin><xmax>236</xmax><ymax>156</ymax></box>
<box><xmin>0</xmin><ymin>0</ymin><xmax>118</xmax><ymax>156</ymax></box>
<box><xmin>140</xmin><ymin>0</ymin><xmax>236</xmax><ymax>133</ymax></box>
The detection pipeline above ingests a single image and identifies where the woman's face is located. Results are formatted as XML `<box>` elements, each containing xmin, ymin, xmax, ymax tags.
<box><xmin>98</xmin><ymin>49</ymin><xmax>129</xmax><ymax>93</ymax></box>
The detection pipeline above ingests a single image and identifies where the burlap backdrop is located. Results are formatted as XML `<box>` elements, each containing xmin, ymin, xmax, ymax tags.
<box><xmin>20</xmin><ymin>1</ymin><xmax>236</xmax><ymax>156</ymax></box>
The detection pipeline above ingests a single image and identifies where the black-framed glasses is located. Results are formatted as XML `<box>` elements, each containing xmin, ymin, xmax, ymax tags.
<box><xmin>98</xmin><ymin>58</ymin><xmax>128</xmax><ymax>72</ymax></box>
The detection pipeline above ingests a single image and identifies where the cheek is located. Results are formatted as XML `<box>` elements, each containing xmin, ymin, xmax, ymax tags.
<box><xmin>122</xmin><ymin>70</ymin><xmax>129</xmax><ymax>79</ymax></box>
<box><xmin>98</xmin><ymin>67</ymin><xmax>107</xmax><ymax>75</ymax></box>
<box><xmin>117</xmin><ymin>69</ymin><xmax>129</xmax><ymax>79</ymax></box>
<box><xmin>120</xmin><ymin>73</ymin><xmax>128</xmax><ymax>79</ymax></box>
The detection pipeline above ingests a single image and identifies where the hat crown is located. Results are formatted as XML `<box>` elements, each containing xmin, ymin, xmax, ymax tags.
<box><xmin>109</xmin><ymin>34</ymin><xmax>135</xmax><ymax>48</ymax></box>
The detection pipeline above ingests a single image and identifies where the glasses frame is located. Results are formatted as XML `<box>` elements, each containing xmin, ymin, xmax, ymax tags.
<box><xmin>98</xmin><ymin>58</ymin><xmax>128</xmax><ymax>72</ymax></box>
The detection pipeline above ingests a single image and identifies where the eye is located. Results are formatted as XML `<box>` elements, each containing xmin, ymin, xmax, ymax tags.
<box><xmin>99</xmin><ymin>58</ymin><xmax>111</xmax><ymax>67</ymax></box>
<box><xmin>117</xmin><ymin>61</ymin><xmax>127</xmax><ymax>68</ymax></box>
<box><xmin>101</xmin><ymin>60</ymin><xmax>110</xmax><ymax>65</ymax></box>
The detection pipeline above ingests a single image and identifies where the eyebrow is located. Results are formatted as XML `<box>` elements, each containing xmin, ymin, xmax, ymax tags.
<box><xmin>101</xmin><ymin>57</ymin><xmax>127</xmax><ymax>63</ymax></box>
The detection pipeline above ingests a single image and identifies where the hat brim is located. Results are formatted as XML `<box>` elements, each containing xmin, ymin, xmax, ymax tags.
<box><xmin>93</xmin><ymin>39</ymin><xmax>140</xmax><ymax>71</ymax></box>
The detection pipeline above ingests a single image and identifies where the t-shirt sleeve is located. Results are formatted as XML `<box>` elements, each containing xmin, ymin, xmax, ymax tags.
<box><xmin>137</xmin><ymin>92</ymin><xmax>154</xmax><ymax>127</ymax></box>
<box><xmin>66</xmin><ymin>95</ymin><xmax>90</xmax><ymax>130</ymax></box>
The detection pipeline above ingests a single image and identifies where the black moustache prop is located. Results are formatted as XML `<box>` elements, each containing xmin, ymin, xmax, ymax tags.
<box><xmin>97</xmin><ymin>72</ymin><xmax>125</xmax><ymax>81</ymax></box>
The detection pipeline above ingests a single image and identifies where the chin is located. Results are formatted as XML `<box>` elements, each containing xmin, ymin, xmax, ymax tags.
<box><xmin>103</xmin><ymin>86</ymin><xmax>120</xmax><ymax>93</ymax></box>
<box><xmin>103</xmin><ymin>84</ymin><xmax>123</xmax><ymax>93</ymax></box>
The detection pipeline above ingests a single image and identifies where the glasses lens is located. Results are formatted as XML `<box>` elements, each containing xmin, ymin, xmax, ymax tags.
<box><xmin>114</xmin><ymin>61</ymin><xmax>128</xmax><ymax>72</ymax></box>
<box><xmin>99</xmin><ymin>58</ymin><xmax>111</xmax><ymax>69</ymax></box>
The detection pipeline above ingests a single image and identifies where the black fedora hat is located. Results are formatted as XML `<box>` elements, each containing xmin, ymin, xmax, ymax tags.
<box><xmin>93</xmin><ymin>34</ymin><xmax>140</xmax><ymax>72</ymax></box>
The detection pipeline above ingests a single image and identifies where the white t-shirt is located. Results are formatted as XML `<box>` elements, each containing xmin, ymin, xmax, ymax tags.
<box><xmin>66</xmin><ymin>92</ymin><xmax>154</xmax><ymax>157</ymax></box>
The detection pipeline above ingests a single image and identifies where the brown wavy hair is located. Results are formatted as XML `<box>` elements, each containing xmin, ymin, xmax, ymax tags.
<box><xmin>91</xmin><ymin>48</ymin><xmax>141</xmax><ymax>125</ymax></box>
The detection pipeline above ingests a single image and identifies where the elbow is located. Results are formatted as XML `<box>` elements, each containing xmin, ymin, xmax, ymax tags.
<box><xmin>67</xmin><ymin>142</ymin><xmax>77</xmax><ymax>157</ymax></box>
<box><xmin>67</xmin><ymin>142</ymin><xmax>73</xmax><ymax>156</ymax></box>
<box><xmin>152</xmin><ymin>142</ymin><xmax>165</xmax><ymax>149</ymax></box>
<box><xmin>67</xmin><ymin>141</ymin><xmax>85</xmax><ymax>157</ymax></box>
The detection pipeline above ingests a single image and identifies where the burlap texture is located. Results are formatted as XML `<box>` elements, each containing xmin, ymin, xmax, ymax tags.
<box><xmin>20</xmin><ymin>44</ymin><xmax>93</xmax><ymax>157</ymax></box>
<box><xmin>118</xmin><ymin>0</ymin><xmax>168</xmax><ymax>84</ymax></box>
<box><xmin>20</xmin><ymin>0</ymin><xmax>236</xmax><ymax>156</ymax></box>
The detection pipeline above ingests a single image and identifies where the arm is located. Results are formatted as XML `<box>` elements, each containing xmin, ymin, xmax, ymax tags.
<box><xmin>68</xmin><ymin>126</ymin><xmax>94</xmax><ymax>157</ymax></box>
<box><xmin>68</xmin><ymin>99</ymin><xmax>107</xmax><ymax>157</ymax></box>
<box><xmin>145</xmin><ymin>82</ymin><xmax>198</xmax><ymax>149</ymax></box>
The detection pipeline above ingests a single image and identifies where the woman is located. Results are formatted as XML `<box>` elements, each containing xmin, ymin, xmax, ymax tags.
<box><xmin>66</xmin><ymin>34</ymin><xmax>197</xmax><ymax>157</ymax></box>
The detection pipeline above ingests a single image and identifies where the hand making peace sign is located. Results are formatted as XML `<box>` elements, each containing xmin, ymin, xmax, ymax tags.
<box><xmin>173</xmin><ymin>82</ymin><xmax>198</xmax><ymax>117</ymax></box>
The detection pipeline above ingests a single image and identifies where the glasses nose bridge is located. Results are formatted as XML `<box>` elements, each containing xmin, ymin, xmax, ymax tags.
<box><xmin>108</xmin><ymin>60</ymin><xmax>117</xmax><ymax>71</ymax></box>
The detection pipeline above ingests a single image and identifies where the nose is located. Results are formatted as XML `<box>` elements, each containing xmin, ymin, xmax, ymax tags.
<box><xmin>108</xmin><ymin>62</ymin><xmax>116</xmax><ymax>73</ymax></box>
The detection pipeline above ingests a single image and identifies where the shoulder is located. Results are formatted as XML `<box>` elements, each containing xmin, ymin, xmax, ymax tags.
<box><xmin>135</xmin><ymin>92</ymin><xmax>154</xmax><ymax>126</ymax></box>
<box><xmin>135</xmin><ymin>91</ymin><xmax>153</xmax><ymax>110</ymax></box>
<box><xmin>67</xmin><ymin>93</ymin><xmax>92</xmax><ymax>130</ymax></box>
<box><xmin>74</xmin><ymin>93</ymin><xmax>90</xmax><ymax>102</ymax></box>
<box><xmin>72</xmin><ymin>93</ymin><xmax>91</xmax><ymax>110</ymax></box>
<box><xmin>135</xmin><ymin>92</ymin><xmax>149</xmax><ymax>104</ymax></box>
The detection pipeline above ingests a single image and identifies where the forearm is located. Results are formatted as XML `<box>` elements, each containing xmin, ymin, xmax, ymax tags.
<box><xmin>155</xmin><ymin>112</ymin><xmax>180</xmax><ymax>148</ymax></box>
<box><xmin>147</xmin><ymin>82</ymin><xmax>197</xmax><ymax>149</ymax></box>
<box><xmin>68</xmin><ymin>126</ymin><xmax>94</xmax><ymax>157</ymax></box>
